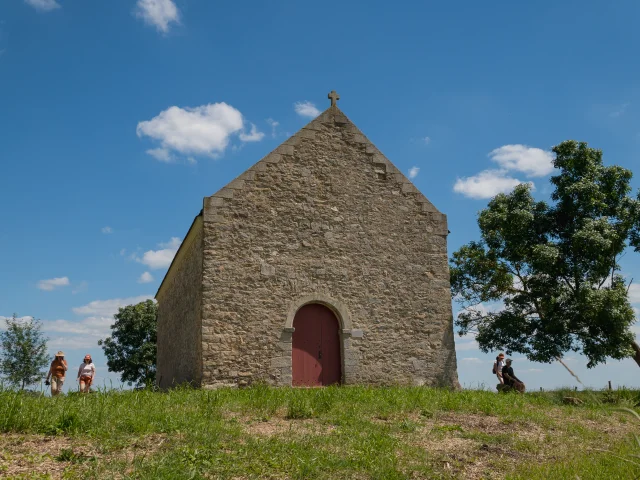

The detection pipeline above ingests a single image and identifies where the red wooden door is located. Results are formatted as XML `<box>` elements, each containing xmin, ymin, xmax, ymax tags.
<box><xmin>292</xmin><ymin>304</ymin><xmax>342</xmax><ymax>386</ymax></box>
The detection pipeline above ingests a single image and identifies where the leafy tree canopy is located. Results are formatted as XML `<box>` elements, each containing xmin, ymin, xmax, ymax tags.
<box><xmin>98</xmin><ymin>299</ymin><xmax>157</xmax><ymax>387</ymax></box>
<box><xmin>451</xmin><ymin>141</ymin><xmax>640</xmax><ymax>367</ymax></box>
<box><xmin>0</xmin><ymin>315</ymin><xmax>49</xmax><ymax>389</ymax></box>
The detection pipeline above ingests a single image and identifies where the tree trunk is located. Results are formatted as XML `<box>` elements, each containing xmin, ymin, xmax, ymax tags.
<box><xmin>631</xmin><ymin>341</ymin><xmax>640</xmax><ymax>367</ymax></box>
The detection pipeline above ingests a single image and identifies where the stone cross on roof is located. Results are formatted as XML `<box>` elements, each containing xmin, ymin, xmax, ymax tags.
<box><xmin>328</xmin><ymin>90</ymin><xmax>340</xmax><ymax>107</ymax></box>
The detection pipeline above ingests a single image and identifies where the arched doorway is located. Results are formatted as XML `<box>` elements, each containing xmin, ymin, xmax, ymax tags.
<box><xmin>292</xmin><ymin>303</ymin><xmax>342</xmax><ymax>386</ymax></box>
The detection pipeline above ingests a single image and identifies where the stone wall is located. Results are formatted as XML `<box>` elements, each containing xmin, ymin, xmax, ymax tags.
<box><xmin>200</xmin><ymin>107</ymin><xmax>459</xmax><ymax>388</ymax></box>
<box><xmin>156</xmin><ymin>216</ymin><xmax>204</xmax><ymax>389</ymax></box>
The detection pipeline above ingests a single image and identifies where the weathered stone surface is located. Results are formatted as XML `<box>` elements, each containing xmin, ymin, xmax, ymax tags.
<box><xmin>156</xmin><ymin>105</ymin><xmax>459</xmax><ymax>390</ymax></box>
<box><xmin>156</xmin><ymin>216</ymin><xmax>204</xmax><ymax>389</ymax></box>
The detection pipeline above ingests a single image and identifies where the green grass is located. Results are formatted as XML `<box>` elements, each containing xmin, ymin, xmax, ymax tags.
<box><xmin>0</xmin><ymin>384</ymin><xmax>638</xmax><ymax>479</ymax></box>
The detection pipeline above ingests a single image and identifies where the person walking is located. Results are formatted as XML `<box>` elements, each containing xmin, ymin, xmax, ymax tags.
<box><xmin>493</xmin><ymin>353</ymin><xmax>506</xmax><ymax>385</ymax></box>
<box><xmin>45</xmin><ymin>351</ymin><xmax>68</xmax><ymax>396</ymax></box>
<box><xmin>77</xmin><ymin>354</ymin><xmax>95</xmax><ymax>393</ymax></box>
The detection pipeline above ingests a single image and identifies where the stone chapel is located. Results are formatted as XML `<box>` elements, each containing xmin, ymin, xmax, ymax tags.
<box><xmin>155</xmin><ymin>92</ymin><xmax>459</xmax><ymax>389</ymax></box>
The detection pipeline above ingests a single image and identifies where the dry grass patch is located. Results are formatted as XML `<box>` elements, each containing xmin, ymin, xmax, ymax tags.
<box><xmin>0</xmin><ymin>434</ymin><xmax>169</xmax><ymax>480</ymax></box>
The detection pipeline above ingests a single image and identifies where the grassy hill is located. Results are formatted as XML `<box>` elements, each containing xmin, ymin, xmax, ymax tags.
<box><xmin>1</xmin><ymin>385</ymin><xmax>638</xmax><ymax>479</ymax></box>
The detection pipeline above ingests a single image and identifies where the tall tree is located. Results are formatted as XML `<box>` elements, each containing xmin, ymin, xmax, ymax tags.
<box><xmin>0</xmin><ymin>315</ymin><xmax>49</xmax><ymax>389</ymax></box>
<box><xmin>98</xmin><ymin>299</ymin><xmax>157</xmax><ymax>387</ymax></box>
<box><xmin>451</xmin><ymin>141</ymin><xmax>640</xmax><ymax>368</ymax></box>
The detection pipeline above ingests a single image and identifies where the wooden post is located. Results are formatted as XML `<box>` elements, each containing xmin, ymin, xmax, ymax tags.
<box><xmin>574</xmin><ymin>386</ymin><xmax>577</xmax><ymax>392</ymax></box>
<box><xmin>540</xmin><ymin>387</ymin><xmax>543</xmax><ymax>392</ymax></box>
<box><xmin>608</xmin><ymin>380</ymin><xmax>612</xmax><ymax>391</ymax></box>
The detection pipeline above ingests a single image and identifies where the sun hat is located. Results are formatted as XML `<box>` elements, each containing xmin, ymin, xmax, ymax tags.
<box><xmin>505</xmin><ymin>358</ymin><xmax>513</xmax><ymax>364</ymax></box>
<box><xmin>55</xmin><ymin>351</ymin><xmax>65</xmax><ymax>357</ymax></box>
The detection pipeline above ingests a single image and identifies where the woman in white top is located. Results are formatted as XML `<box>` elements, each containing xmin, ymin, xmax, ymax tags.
<box><xmin>493</xmin><ymin>353</ymin><xmax>505</xmax><ymax>385</ymax></box>
<box><xmin>77</xmin><ymin>354</ymin><xmax>96</xmax><ymax>393</ymax></box>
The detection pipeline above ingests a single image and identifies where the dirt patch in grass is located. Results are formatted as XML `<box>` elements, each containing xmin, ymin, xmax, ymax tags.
<box><xmin>401</xmin><ymin>410</ymin><xmax>638</xmax><ymax>480</ymax></box>
<box><xmin>0</xmin><ymin>434</ymin><xmax>168</xmax><ymax>480</ymax></box>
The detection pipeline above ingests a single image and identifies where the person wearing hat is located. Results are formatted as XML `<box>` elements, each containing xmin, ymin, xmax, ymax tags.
<box><xmin>45</xmin><ymin>351</ymin><xmax>68</xmax><ymax>396</ymax></box>
<box><xmin>502</xmin><ymin>358</ymin><xmax>525</xmax><ymax>393</ymax></box>
<box><xmin>77</xmin><ymin>354</ymin><xmax>96</xmax><ymax>393</ymax></box>
<box><xmin>493</xmin><ymin>353</ymin><xmax>506</xmax><ymax>385</ymax></box>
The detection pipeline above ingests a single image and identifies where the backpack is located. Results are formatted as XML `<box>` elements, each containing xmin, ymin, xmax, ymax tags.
<box><xmin>492</xmin><ymin>362</ymin><xmax>496</xmax><ymax>374</ymax></box>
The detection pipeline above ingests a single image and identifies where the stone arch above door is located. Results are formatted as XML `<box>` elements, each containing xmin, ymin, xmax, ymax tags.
<box><xmin>275</xmin><ymin>293</ymin><xmax>359</xmax><ymax>386</ymax></box>
<box><xmin>284</xmin><ymin>293</ymin><xmax>352</xmax><ymax>332</ymax></box>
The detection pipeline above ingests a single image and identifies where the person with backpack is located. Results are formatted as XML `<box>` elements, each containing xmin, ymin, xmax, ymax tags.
<box><xmin>492</xmin><ymin>353</ymin><xmax>505</xmax><ymax>386</ymax></box>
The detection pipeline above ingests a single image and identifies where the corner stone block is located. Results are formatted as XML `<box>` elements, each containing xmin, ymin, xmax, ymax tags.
<box><xmin>275</xmin><ymin>145</ymin><xmax>294</xmax><ymax>156</ymax></box>
<box><xmin>371</xmin><ymin>154</ymin><xmax>386</xmax><ymax>165</ymax></box>
<box><xmin>241</xmin><ymin>170</ymin><xmax>256</xmax><ymax>181</ymax></box>
<box><xmin>284</xmin><ymin>136</ymin><xmax>302</xmax><ymax>146</ymax></box>
<box><xmin>216</xmin><ymin>188</ymin><xmax>234</xmax><ymax>199</ymax></box>
<box><xmin>393</xmin><ymin>173</ymin><xmax>405</xmax><ymax>183</ymax></box>
<box><xmin>421</xmin><ymin>201</ymin><xmax>438</xmax><ymax>213</ymax></box>
<box><xmin>299</xmin><ymin>129</ymin><xmax>316</xmax><ymax>139</ymax></box>
<box><xmin>203</xmin><ymin>212</ymin><xmax>225</xmax><ymax>224</ymax></box>
<box><xmin>334</xmin><ymin>114</ymin><xmax>349</xmax><ymax>124</ymax></box>
<box><xmin>204</xmin><ymin>196</ymin><xmax>225</xmax><ymax>209</ymax></box>
<box><xmin>402</xmin><ymin>182</ymin><xmax>418</xmax><ymax>194</ymax></box>
<box><xmin>264</xmin><ymin>153</ymin><xmax>282</xmax><ymax>164</ymax></box>
<box><xmin>227</xmin><ymin>178</ymin><xmax>245</xmax><ymax>190</ymax></box>
<box><xmin>385</xmin><ymin>163</ymin><xmax>399</xmax><ymax>175</ymax></box>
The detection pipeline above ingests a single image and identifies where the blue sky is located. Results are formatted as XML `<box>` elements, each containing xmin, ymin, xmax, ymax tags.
<box><xmin>2</xmin><ymin>0</ymin><xmax>640</xmax><ymax>392</ymax></box>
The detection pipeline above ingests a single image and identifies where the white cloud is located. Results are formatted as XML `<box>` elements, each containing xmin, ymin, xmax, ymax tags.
<box><xmin>72</xmin><ymin>295</ymin><xmax>154</xmax><ymax>317</ymax></box>
<box><xmin>422</xmin><ymin>136</ymin><xmax>431</xmax><ymax>145</ymax></box>
<box><xmin>137</xmin><ymin>103</ymin><xmax>262</xmax><ymax>161</ymax></box>
<box><xmin>460</xmin><ymin>357</ymin><xmax>482</xmax><ymax>364</ymax></box>
<box><xmin>37</xmin><ymin>277</ymin><xmax>70</xmax><ymax>291</ymax></box>
<box><xmin>610</xmin><ymin>102</ymin><xmax>630</xmax><ymax>118</ymax></box>
<box><xmin>159</xmin><ymin>237</ymin><xmax>181</xmax><ymax>249</ymax></box>
<box><xmin>146</xmin><ymin>147</ymin><xmax>175</xmax><ymax>163</ymax></box>
<box><xmin>239</xmin><ymin>123</ymin><xmax>265</xmax><ymax>142</ymax></box>
<box><xmin>294</xmin><ymin>101</ymin><xmax>320</xmax><ymax>118</ymax></box>
<box><xmin>138</xmin><ymin>271</ymin><xmax>154</xmax><ymax>283</ymax></box>
<box><xmin>266</xmin><ymin>118</ymin><xmax>279</xmax><ymax>137</ymax></box>
<box><xmin>489</xmin><ymin>144</ymin><xmax>554</xmax><ymax>178</ymax></box>
<box><xmin>24</xmin><ymin>0</ymin><xmax>60</xmax><ymax>12</ymax></box>
<box><xmin>628</xmin><ymin>283</ymin><xmax>640</xmax><ymax>304</ymax></box>
<box><xmin>526</xmin><ymin>368</ymin><xmax>544</xmax><ymax>373</ymax></box>
<box><xmin>135</xmin><ymin>0</ymin><xmax>179</xmax><ymax>34</ymax></box>
<box><xmin>455</xmin><ymin>331</ymin><xmax>480</xmax><ymax>351</ymax></box>
<box><xmin>453</xmin><ymin>169</ymin><xmax>531</xmax><ymax>199</ymax></box>
<box><xmin>408</xmin><ymin>166</ymin><xmax>420</xmax><ymax>179</ymax></box>
<box><xmin>101</xmin><ymin>226</ymin><xmax>113</xmax><ymax>234</ymax></box>
<box><xmin>134</xmin><ymin>237</ymin><xmax>181</xmax><ymax>270</ymax></box>
<box><xmin>41</xmin><ymin>316</ymin><xmax>113</xmax><ymax>336</ymax></box>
